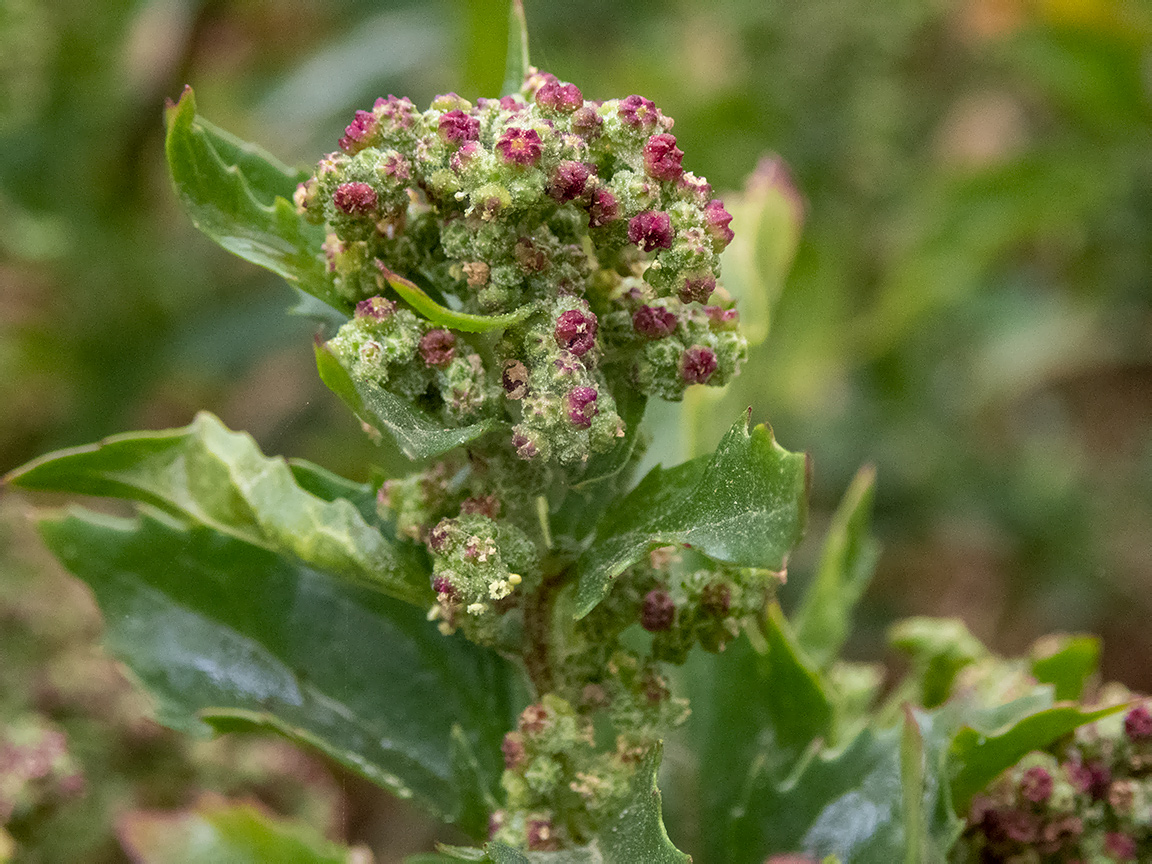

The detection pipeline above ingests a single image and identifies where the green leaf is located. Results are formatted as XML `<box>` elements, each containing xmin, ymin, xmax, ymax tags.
<box><xmin>888</xmin><ymin>618</ymin><xmax>988</xmax><ymax>709</ymax></box>
<box><xmin>39</xmin><ymin>508</ymin><xmax>514</xmax><ymax>833</ymax></box>
<box><xmin>164</xmin><ymin>87</ymin><xmax>339</xmax><ymax>310</ymax></box>
<box><xmin>6</xmin><ymin>412</ymin><xmax>429</xmax><ymax>606</ymax></box>
<box><xmin>1030</xmin><ymin>634</ymin><xmax>1100</xmax><ymax>702</ymax></box>
<box><xmin>899</xmin><ymin>708</ymin><xmax>925</xmax><ymax>864</ymax></box>
<box><xmin>501</xmin><ymin>0</ymin><xmax>530</xmax><ymax>97</ymax></box>
<box><xmin>117</xmin><ymin>799</ymin><xmax>358</xmax><ymax>863</ymax></box>
<box><xmin>793</xmin><ymin>465</ymin><xmax>879</xmax><ymax>670</ymax></box>
<box><xmin>381</xmin><ymin>267</ymin><xmax>535</xmax><ymax>333</ymax></box>
<box><xmin>947</xmin><ymin>700</ymin><xmax>1127</xmax><ymax>814</ymax></box>
<box><xmin>574</xmin><ymin>413</ymin><xmax>808</xmax><ymax>618</ymax></box>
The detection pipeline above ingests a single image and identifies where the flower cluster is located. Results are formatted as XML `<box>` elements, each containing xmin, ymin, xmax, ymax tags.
<box><xmin>306</xmin><ymin>69</ymin><xmax>747</xmax><ymax>469</ymax></box>
<box><xmin>963</xmin><ymin>697</ymin><xmax>1152</xmax><ymax>862</ymax></box>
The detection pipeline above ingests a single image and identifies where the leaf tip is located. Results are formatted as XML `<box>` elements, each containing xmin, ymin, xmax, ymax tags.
<box><xmin>164</xmin><ymin>84</ymin><xmax>194</xmax><ymax>128</ymax></box>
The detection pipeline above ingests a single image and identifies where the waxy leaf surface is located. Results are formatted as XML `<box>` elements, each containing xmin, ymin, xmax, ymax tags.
<box><xmin>574</xmin><ymin>415</ymin><xmax>807</xmax><ymax>617</ymax></box>
<box><xmin>39</xmin><ymin>508</ymin><xmax>514</xmax><ymax>834</ymax></box>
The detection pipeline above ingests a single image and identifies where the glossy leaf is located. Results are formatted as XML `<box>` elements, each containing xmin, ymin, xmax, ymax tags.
<box><xmin>574</xmin><ymin>414</ymin><xmax>808</xmax><ymax>618</ymax></box>
<box><xmin>315</xmin><ymin>342</ymin><xmax>503</xmax><ymax>461</ymax></box>
<box><xmin>381</xmin><ymin>267</ymin><xmax>535</xmax><ymax>333</ymax></box>
<box><xmin>1030</xmin><ymin>634</ymin><xmax>1101</xmax><ymax>702</ymax></box>
<box><xmin>501</xmin><ymin>0</ymin><xmax>530</xmax><ymax>97</ymax></box>
<box><xmin>39</xmin><ymin>508</ymin><xmax>514</xmax><ymax>833</ymax></box>
<box><xmin>793</xmin><ymin>465</ymin><xmax>879</xmax><ymax>670</ymax></box>
<box><xmin>117</xmin><ymin>799</ymin><xmax>358</xmax><ymax>863</ymax></box>
<box><xmin>947</xmin><ymin>700</ymin><xmax>1127</xmax><ymax>814</ymax></box>
<box><xmin>164</xmin><ymin>87</ymin><xmax>339</xmax><ymax>309</ymax></box>
<box><xmin>6</xmin><ymin>412</ymin><xmax>429</xmax><ymax>606</ymax></box>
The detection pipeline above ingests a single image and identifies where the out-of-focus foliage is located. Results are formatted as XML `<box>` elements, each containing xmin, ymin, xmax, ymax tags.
<box><xmin>1</xmin><ymin>0</ymin><xmax>1150</xmax><ymax>860</ymax></box>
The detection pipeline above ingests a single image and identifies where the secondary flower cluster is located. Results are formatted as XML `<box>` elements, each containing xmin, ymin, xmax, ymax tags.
<box><xmin>306</xmin><ymin>69</ymin><xmax>746</xmax><ymax>467</ymax></box>
<box><xmin>963</xmin><ymin>697</ymin><xmax>1152</xmax><ymax>862</ymax></box>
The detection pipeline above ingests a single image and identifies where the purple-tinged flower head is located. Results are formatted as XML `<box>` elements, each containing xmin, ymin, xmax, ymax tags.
<box><xmin>498</xmin><ymin>95</ymin><xmax>524</xmax><ymax>112</ymax></box>
<box><xmin>520</xmin><ymin>703</ymin><xmax>549</xmax><ymax>734</ymax></box>
<box><xmin>619</xmin><ymin>94</ymin><xmax>659</xmax><ymax>130</ymax></box>
<box><xmin>527</xmin><ymin>819</ymin><xmax>559</xmax><ymax>852</ymax></box>
<box><xmin>704</xmin><ymin>198</ymin><xmax>735</xmax><ymax>250</ymax></box>
<box><xmin>379</xmin><ymin>152</ymin><xmax>411</xmax><ymax>180</ymax></box>
<box><xmin>705</xmin><ymin>305</ymin><xmax>740</xmax><ymax>330</ymax></box>
<box><xmin>548</xmin><ymin>160</ymin><xmax>592</xmax><ymax>202</ymax></box>
<box><xmin>571</xmin><ymin>105</ymin><xmax>603</xmax><ymax>139</ymax></box>
<box><xmin>632</xmin><ymin>305</ymin><xmax>678</xmax><ymax>339</ymax></box>
<box><xmin>643</xmin><ymin>133</ymin><xmax>684</xmax><ymax>182</ymax></box>
<box><xmin>678</xmin><ymin>172</ymin><xmax>713</xmax><ymax>204</ymax></box>
<box><xmin>536</xmin><ymin>79</ymin><xmax>584</xmax><ymax>113</ymax></box>
<box><xmin>1105</xmin><ymin>832</ymin><xmax>1138</xmax><ymax>861</ymax></box>
<box><xmin>680</xmin><ymin>272</ymin><xmax>717</xmax><ymax>304</ymax></box>
<box><xmin>419</xmin><ymin>329</ymin><xmax>456</xmax><ymax>368</ymax></box>
<box><xmin>567</xmin><ymin>387</ymin><xmax>598</xmax><ymax>428</ymax></box>
<box><xmin>438</xmin><ymin>109</ymin><xmax>480</xmax><ymax>145</ymax></box>
<box><xmin>373</xmin><ymin>95</ymin><xmax>416</xmax><ymax>130</ymax></box>
<box><xmin>333</xmin><ymin>182</ymin><xmax>378</xmax><ymax>215</ymax></box>
<box><xmin>554</xmin><ymin>308</ymin><xmax>598</xmax><ymax>356</ymax></box>
<box><xmin>701</xmin><ymin>581</ymin><xmax>731</xmax><ymax>616</ymax></box>
<box><xmin>496</xmin><ymin>127</ymin><xmax>543</xmax><ymax>166</ymax></box>
<box><xmin>553</xmin><ymin>351</ymin><xmax>582</xmax><ymax>377</ymax></box>
<box><xmin>1125</xmin><ymin>703</ymin><xmax>1152</xmax><ymax>740</ymax></box>
<box><xmin>427</xmin><ymin>519</ymin><xmax>453</xmax><ymax>552</ymax></box>
<box><xmin>681</xmin><ymin>345</ymin><xmax>718</xmax><ymax>384</ymax></box>
<box><xmin>502</xmin><ymin>359</ymin><xmax>529</xmax><ymax>399</ymax></box>
<box><xmin>512</xmin><ymin>430</ymin><xmax>538</xmax><ymax>460</ymax></box>
<box><xmin>1019</xmin><ymin>766</ymin><xmax>1053</xmax><ymax>803</ymax></box>
<box><xmin>1067</xmin><ymin>758</ymin><xmax>1111</xmax><ymax>800</ymax></box>
<box><xmin>628</xmin><ymin>210</ymin><xmax>674</xmax><ymax>252</ymax></box>
<box><xmin>450</xmin><ymin>141</ymin><xmax>481</xmax><ymax>172</ymax></box>
<box><xmin>587</xmin><ymin>188</ymin><xmax>619</xmax><ymax>227</ymax></box>
<box><xmin>501</xmin><ymin>733</ymin><xmax>526</xmax><ymax>771</ymax></box>
<box><xmin>338</xmin><ymin>110</ymin><xmax>377</xmax><ymax>153</ymax></box>
<box><xmin>431</xmin><ymin>575</ymin><xmax>456</xmax><ymax>599</ymax></box>
<box><xmin>432</xmin><ymin>92</ymin><xmax>470</xmax><ymax>112</ymax></box>
<box><xmin>355</xmin><ymin>296</ymin><xmax>396</xmax><ymax>320</ymax></box>
<box><xmin>641</xmin><ymin>588</ymin><xmax>675</xmax><ymax>631</ymax></box>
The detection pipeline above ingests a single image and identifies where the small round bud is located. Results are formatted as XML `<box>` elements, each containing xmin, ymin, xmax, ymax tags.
<box><xmin>700</xmin><ymin>581</ymin><xmax>731</xmax><ymax>616</ymax></box>
<box><xmin>618</xmin><ymin>95</ymin><xmax>658</xmax><ymax>130</ymax></box>
<box><xmin>339</xmin><ymin>110</ymin><xmax>377</xmax><ymax>153</ymax></box>
<box><xmin>704</xmin><ymin>305</ymin><xmax>739</xmax><ymax>329</ymax></box>
<box><xmin>355</xmin><ymin>296</ymin><xmax>396</xmax><ymax>320</ymax></box>
<box><xmin>450</xmin><ymin>141</ymin><xmax>481</xmax><ymax>171</ymax></box>
<box><xmin>333</xmin><ymin>182</ymin><xmax>378</xmax><ymax>215</ymax></box>
<box><xmin>567</xmin><ymin>387</ymin><xmax>598</xmax><ymax>428</ymax></box>
<box><xmin>680</xmin><ymin>273</ymin><xmax>717</xmax><ymax>304</ymax></box>
<box><xmin>535</xmin><ymin>80</ymin><xmax>583</xmax><ymax>112</ymax></box>
<box><xmin>704</xmin><ymin>198</ymin><xmax>735</xmax><ymax>250</ymax></box>
<box><xmin>554</xmin><ymin>309</ymin><xmax>598</xmax><ymax>356</ymax></box>
<box><xmin>587</xmin><ymin>188</ymin><xmax>619</xmax><ymax>227</ymax></box>
<box><xmin>643</xmin><ymin>133</ymin><xmax>684</xmax><ymax>182</ymax></box>
<box><xmin>419</xmin><ymin>329</ymin><xmax>456</xmax><ymax>368</ymax></box>
<box><xmin>549</xmin><ymin>160</ymin><xmax>592</xmax><ymax>202</ymax></box>
<box><xmin>571</xmin><ymin>105</ymin><xmax>603</xmax><ymax>138</ymax></box>
<box><xmin>681</xmin><ymin>345</ymin><xmax>718</xmax><ymax>384</ymax></box>
<box><xmin>438</xmin><ymin>109</ymin><xmax>479</xmax><ymax>144</ymax></box>
<box><xmin>641</xmin><ymin>588</ymin><xmax>675</xmax><ymax>631</ymax></box>
<box><xmin>427</xmin><ymin>520</ymin><xmax>452</xmax><ymax>552</ymax></box>
<box><xmin>1125</xmin><ymin>703</ymin><xmax>1152</xmax><ymax>740</ymax></box>
<box><xmin>632</xmin><ymin>305</ymin><xmax>677</xmax><ymax>339</ymax></box>
<box><xmin>431</xmin><ymin>575</ymin><xmax>456</xmax><ymax>599</ymax></box>
<box><xmin>501</xmin><ymin>733</ymin><xmax>526</xmax><ymax>771</ymax></box>
<box><xmin>496</xmin><ymin>127</ymin><xmax>543</xmax><ymax>166</ymax></box>
<box><xmin>520</xmin><ymin>703</ymin><xmax>549</xmax><ymax>734</ymax></box>
<box><xmin>1019</xmin><ymin>766</ymin><xmax>1053</xmax><ymax>803</ymax></box>
<box><xmin>512</xmin><ymin>431</ymin><xmax>538</xmax><ymax>460</ymax></box>
<box><xmin>628</xmin><ymin>210</ymin><xmax>674</xmax><ymax>252</ymax></box>
<box><xmin>502</xmin><ymin>359</ymin><xmax>529</xmax><ymax>399</ymax></box>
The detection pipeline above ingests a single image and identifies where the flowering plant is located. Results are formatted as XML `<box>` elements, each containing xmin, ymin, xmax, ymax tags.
<box><xmin>6</xmin><ymin>6</ymin><xmax>1148</xmax><ymax>862</ymax></box>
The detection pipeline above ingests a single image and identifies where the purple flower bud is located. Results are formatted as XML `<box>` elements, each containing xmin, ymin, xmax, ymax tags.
<box><xmin>427</xmin><ymin>519</ymin><xmax>453</xmax><ymax>552</ymax></box>
<box><xmin>1067</xmin><ymin>758</ymin><xmax>1111</xmax><ymax>800</ymax></box>
<box><xmin>681</xmin><ymin>345</ymin><xmax>718</xmax><ymax>384</ymax></box>
<box><xmin>338</xmin><ymin>110</ymin><xmax>377</xmax><ymax>153</ymax></box>
<box><xmin>498</xmin><ymin>95</ymin><xmax>523</xmax><ymax>112</ymax></box>
<box><xmin>628</xmin><ymin>210</ymin><xmax>674</xmax><ymax>252</ymax></box>
<box><xmin>641</xmin><ymin>588</ymin><xmax>675</xmax><ymax>631</ymax></box>
<box><xmin>619</xmin><ymin>95</ymin><xmax>658</xmax><ymax>130</ymax></box>
<box><xmin>512</xmin><ymin>431</ymin><xmax>538</xmax><ymax>460</ymax></box>
<box><xmin>450</xmin><ymin>141</ymin><xmax>481</xmax><ymax>172</ymax></box>
<box><xmin>704</xmin><ymin>198</ymin><xmax>735</xmax><ymax>249</ymax></box>
<box><xmin>700</xmin><ymin>581</ymin><xmax>731</xmax><ymax>616</ymax></box>
<box><xmin>496</xmin><ymin>127</ymin><xmax>543</xmax><ymax>166</ymax></box>
<box><xmin>419</xmin><ymin>329</ymin><xmax>456</xmax><ymax>368</ymax></box>
<box><xmin>374</xmin><ymin>95</ymin><xmax>417</xmax><ymax>129</ymax></box>
<box><xmin>554</xmin><ymin>309</ymin><xmax>598</xmax><ymax>356</ymax></box>
<box><xmin>704</xmin><ymin>305</ymin><xmax>740</xmax><ymax>329</ymax></box>
<box><xmin>439</xmin><ymin>109</ymin><xmax>479</xmax><ymax>144</ymax></box>
<box><xmin>632</xmin><ymin>305</ymin><xmax>677</xmax><ymax>339</ymax></box>
<box><xmin>571</xmin><ymin>105</ymin><xmax>603</xmax><ymax>139</ymax></box>
<box><xmin>678</xmin><ymin>173</ymin><xmax>713</xmax><ymax>204</ymax></box>
<box><xmin>587</xmin><ymin>188</ymin><xmax>619</xmax><ymax>227</ymax></box>
<box><xmin>1019</xmin><ymin>766</ymin><xmax>1053</xmax><ymax>803</ymax></box>
<box><xmin>501</xmin><ymin>733</ymin><xmax>526</xmax><ymax>771</ymax></box>
<box><xmin>520</xmin><ymin>703</ymin><xmax>549</xmax><ymax>734</ymax></box>
<box><xmin>567</xmin><ymin>387</ymin><xmax>599</xmax><ymax>428</ymax></box>
<box><xmin>680</xmin><ymin>273</ymin><xmax>717</xmax><ymax>304</ymax></box>
<box><xmin>536</xmin><ymin>80</ymin><xmax>583</xmax><ymax>112</ymax></box>
<box><xmin>527</xmin><ymin>819</ymin><xmax>559</xmax><ymax>852</ymax></box>
<box><xmin>333</xmin><ymin>182</ymin><xmax>378</xmax><ymax>215</ymax></box>
<box><xmin>1105</xmin><ymin>832</ymin><xmax>1137</xmax><ymax>861</ymax></box>
<box><xmin>549</xmin><ymin>160</ymin><xmax>592</xmax><ymax>202</ymax></box>
<box><xmin>379</xmin><ymin>152</ymin><xmax>410</xmax><ymax>180</ymax></box>
<box><xmin>1125</xmin><ymin>703</ymin><xmax>1152</xmax><ymax>740</ymax></box>
<box><xmin>643</xmin><ymin>133</ymin><xmax>684</xmax><ymax>182</ymax></box>
<box><xmin>355</xmin><ymin>296</ymin><xmax>396</xmax><ymax>320</ymax></box>
<box><xmin>502</xmin><ymin>359</ymin><xmax>529</xmax><ymax>399</ymax></box>
<box><xmin>431</xmin><ymin>575</ymin><xmax>457</xmax><ymax>599</ymax></box>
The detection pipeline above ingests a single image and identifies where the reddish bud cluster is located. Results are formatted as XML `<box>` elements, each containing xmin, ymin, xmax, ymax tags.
<box><xmin>641</xmin><ymin>588</ymin><xmax>675</xmax><ymax>631</ymax></box>
<box><xmin>339</xmin><ymin>110</ymin><xmax>377</xmax><ymax>153</ymax></box>
<box><xmin>419</xmin><ymin>329</ymin><xmax>456</xmax><ymax>368</ymax></box>
<box><xmin>438</xmin><ymin>109</ymin><xmax>480</xmax><ymax>144</ymax></box>
<box><xmin>567</xmin><ymin>387</ymin><xmax>599</xmax><ymax>428</ymax></box>
<box><xmin>619</xmin><ymin>95</ymin><xmax>658</xmax><ymax>129</ymax></box>
<box><xmin>333</xmin><ymin>182</ymin><xmax>378</xmax><ymax>215</ymax></box>
<box><xmin>536</xmin><ymin>80</ymin><xmax>583</xmax><ymax>112</ymax></box>
<box><xmin>587</xmin><ymin>188</ymin><xmax>619</xmax><ymax>227</ymax></box>
<box><xmin>643</xmin><ymin>133</ymin><xmax>684</xmax><ymax>182</ymax></box>
<box><xmin>628</xmin><ymin>210</ymin><xmax>674</xmax><ymax>252</ymax></box>
<box><xmin>632</xmin><ymin>305</ymin><xmax>677</xmax><ymax>339</ymax></box>
<box><xmin>549</xmin><ymin>161</ymin><xmax>592</xmax><ymax>203</ymax></box>
<box><xmin>496</xmin><ymin>127</ymin><xmax>543</xmax><ymax>166</ymax></box>
<box><xmin>680</xmin><ymin>273</ymin><xmax>716</xmax><ymax>304</ymax></box>
<box><xmin>554</xmin><ymin>309</ymin><xmax>598</xmax><ymax>356</ymax></box>
<box><xmin>704</xmin><ymin>199</ymin><xmax>735</xmax><ymax>249</ymax></box>
<box><xmin>681</xmin><ymin>345</ymin><xmax>718</xmax><ymax>384</ymax></box>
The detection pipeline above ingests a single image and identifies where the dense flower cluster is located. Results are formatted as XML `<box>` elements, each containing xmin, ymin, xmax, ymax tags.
<box><xmin>963</xmin><ymin>697</ymin><xmax>1152</xmax><ymax>862</ymax></box>
<box><xmin>303</xmin><ymin>69</ymin><xmax>746</xmax><ymax>470</ymax></box>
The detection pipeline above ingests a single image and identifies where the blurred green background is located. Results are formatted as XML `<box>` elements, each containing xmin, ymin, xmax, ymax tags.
<box><xmin>1</xmin><ymin>0</ymin><xmax>1149</xmax><ymax>859</ymax></box>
